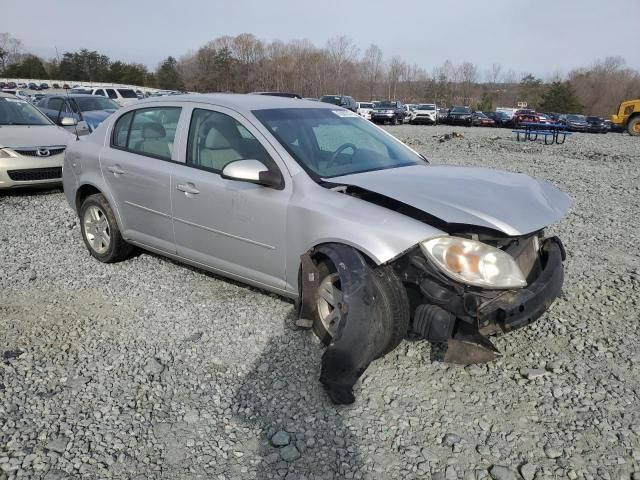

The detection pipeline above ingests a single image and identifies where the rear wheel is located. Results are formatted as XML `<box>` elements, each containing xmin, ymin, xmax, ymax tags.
<box><xmin>79</xmin><ymin>193</ymin><xmax>133</xmax><ymax>263</ymax></box>
<box><xmin>628</xmin><ymin>117</ymin><xmax>640</xmax><ymax>136</ymax></box>
<box><xmin>313</xmin><ymin>258</ymin><xmax>410</xmax><ymax>358</ymax></box>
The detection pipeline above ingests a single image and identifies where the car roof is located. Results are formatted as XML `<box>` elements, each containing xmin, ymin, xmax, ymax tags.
<box><xmin>135</xmin><ymin>93</ymin><xmax>337</xmax><ymax>112</ymax></box>
<box><xmin>0</xmin><ymin>92</ymin><xmax>18</xmax><ymax>98</ymax></box>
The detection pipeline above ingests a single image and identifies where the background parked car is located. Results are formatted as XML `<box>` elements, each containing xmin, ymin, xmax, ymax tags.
<box><xmin>88</xmin><ymin>87</ymin><xmax>139</xmax><ymax>106</ymax></box>
<box><xmin>0</xmin><ymin>92</ymin><xmax>73</xmax><ymax>189</ymax></box>
<box><xmin>37</xmin><ymin>94</ymin><xmax>119</xmax><ymax>134</ymax></box>
<box><xmin>560</xmin><ymin>114</ymin><xmax>590</xmax><ymax>132</ymax></box>
<box><xmin>28</xmin><ymin>82</ymin><xmax>39</xmax><ymax>90</ymax></box>
<box><xmin>472</xmin><ymin>111</ymin><xmax>496</xmax><ymax>127</ymax></box>
<box><xmin>356</xmin><ymin>101</ymin><xmax>375</xmax><ymax>120</ymax></box>
<box><xmin>586</xmin><ymin>116</ymin><xmax>608</xmax><ymax>133</ymax></box>
<box><xmin>410</xmin><ymin>104</ymin><xmax>438</xmax><ymax>125</ymax></box>
<box><xmin>40</xmin><ymin>83</ymin><xmax>49</xmax><ymax>90</ymax></box>
<box><xmin>512</xmin><ymin>109</ymin><xmax>544</xmax><ymax>128</ymax></box>
<box><xmin>544</xmin><ymin>112</ymin><xmax>561</xmax><ymax>122</ymax></box>
<box><xmin>485</xmin><ymin>111</ymin><xmax>511</xmax><ymax>127</ymax></box>
<box><xmin>371</xmin><ymin>100</ymin><xmax>405</xmax><ymax>125</ymax></box>
<box><xmin>319</xmin><ymin>95</ymin><xmax>357</xmax><ymax>112</ymax></box>
<box><xmin>445</xmin><ymin>106</ymin><xmax>473</xmax><ymax>126</ymax></box>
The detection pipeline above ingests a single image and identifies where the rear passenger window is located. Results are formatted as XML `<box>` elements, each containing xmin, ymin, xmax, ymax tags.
<box><xmin>111</xmin><ymin>107</ymin><xmax>181</xmax><ymax>160</ymax></box>
<box><xmin>186</xmin><ymin>108</ymin><xmax>274</xmax><ymax>172</ymax></box>
<box><xmin>105</xmin><ymin>89</ymin><xmax>118</xmax><ymax>99</ymax></box>
<box><xmin>112</xmin><ymin>111</ymin><xmax>133</xmax><ymax>148</ymax></box>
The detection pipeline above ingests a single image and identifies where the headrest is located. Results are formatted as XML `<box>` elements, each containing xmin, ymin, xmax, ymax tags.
<box><xmin>204</xmin><ymin>126</ymin><xmax>232</xmax><ymax>149</ymax></box>
<box><xmin>276</xmin><ymin>121</ymin><xmax>300</xmax><ymax>145</ymax></box>
<box><xmin>142</xmin><ymin>123</ymin><xmax>166</xmax><ymax>139</ymax></box>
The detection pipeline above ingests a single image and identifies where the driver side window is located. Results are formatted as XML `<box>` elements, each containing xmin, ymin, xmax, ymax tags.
<box><xmin>186</xmin><ymin>108</ymin><xmax>275</xmax><ymax>173</ymax></box>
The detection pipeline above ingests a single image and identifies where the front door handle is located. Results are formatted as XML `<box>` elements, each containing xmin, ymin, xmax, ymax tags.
<box><xmin>176</xmin><ymin>183</ymin><xmax>200</xmax><ymax>195</ymax></box>
<box><xmin>107</xmin><ymin>165</ymin><xmax>125</xmax><ymax>175</ymax></box>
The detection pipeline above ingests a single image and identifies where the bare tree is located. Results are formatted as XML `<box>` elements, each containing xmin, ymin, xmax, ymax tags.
<box><xmin>325</xmin><ymin>36</ymin><xmax>359</xmax><ymax>93</ymax></box>
<box><xmin>459</xmin><ymin>61</ymin><xmax>479</xmax><ymax>104</ymax></box>
<box><xmin>387</xmin><ymin>56</ymin><xmax>406</xmax><ymax>99</ymax></box>
<box><xmin>0</xmin><ymin>32</ymin><xmax>23</xmax><ymax>72</ymax></box>
<box><xmin>486</xmin><ymin>62</ymin><xmax>502</xmax><ymax>84</ymax></box>
<box><xmin>362</xmin><ymin>44</ymin><xmax>383</xmax><ymax>100</ymax></box>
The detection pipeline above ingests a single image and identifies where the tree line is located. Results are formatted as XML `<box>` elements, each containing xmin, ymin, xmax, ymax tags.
<box><xmin>2</xmin><ymin>32</ymin><xmax>639</xmax><ymax>116</ymax></box>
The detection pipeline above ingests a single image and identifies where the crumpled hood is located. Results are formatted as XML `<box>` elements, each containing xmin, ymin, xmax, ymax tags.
<box><xmin>329</xmin><ymin>165</ymin><xmax>572</xmax><ymax>236</ymax></box>
<box><xmin>0</xmin><ymin>125</ymin><xmax>73</xmax><ymax>148</ymax></box>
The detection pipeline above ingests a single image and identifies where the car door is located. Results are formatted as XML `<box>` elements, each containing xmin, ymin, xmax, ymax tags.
<box><xmin>100</xmin><ymin>105</ymin><xmax>185</xmax><ymax>253</ymax></box>
<box><xmin>171</xmin><ymin>105</ymin><xmax>290</xmax><ymax>290</ymax></box>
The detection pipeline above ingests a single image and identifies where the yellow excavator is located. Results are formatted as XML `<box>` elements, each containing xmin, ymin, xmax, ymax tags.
<box><xmin>611</xmin><ymin>99</ymin><xmax>640</xmax><ymax>136</ymax></box>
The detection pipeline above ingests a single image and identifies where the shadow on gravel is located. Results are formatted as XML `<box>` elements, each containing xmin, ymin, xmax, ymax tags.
<box><xmin>0</xmin><ymin>186</ymin><xmax>63</xmax><ymax>199</ymax></box>
<box><xmin>232</xmin><ymin>312</ymin><xmax>365</xmax><ymax>480</ymax></box>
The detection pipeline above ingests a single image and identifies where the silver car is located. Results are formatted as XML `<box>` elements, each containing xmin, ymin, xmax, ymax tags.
<box><xmin>0</xmin><ymin>93</ymin><xmax>74</xmax><ymax>189</ymax></box>
<box><xmin>63</xmin><ymin>94</ymin><xmax>571</xmax><ymax>404</ymax></box>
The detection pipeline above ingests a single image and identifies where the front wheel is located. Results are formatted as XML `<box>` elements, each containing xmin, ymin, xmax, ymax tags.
<box><xmin>79</xmin><ymin>193</ymin><xmax>133</xmax><ymax>263</ymax></box>
<box><xmin>628</xmin><ymin>117</ymin><xmax>640</xmax><ymax>136</ymax></box>
<box><xmin>313</xmin><ymin>259</ymin><xmax>409</xmax><ymax>358</ymax></box>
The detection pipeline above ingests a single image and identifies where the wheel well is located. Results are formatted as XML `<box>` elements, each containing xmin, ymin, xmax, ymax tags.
<box><xmin>75</xmin><ymin>184</ymin><xmax>101</xmax><ymax>212</ymax></box>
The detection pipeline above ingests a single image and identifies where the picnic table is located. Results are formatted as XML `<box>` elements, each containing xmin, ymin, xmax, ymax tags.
<box><xmin>513</xmin><ymin>122</ymin><xmax>572</xmax><ymax>145</ymax></box>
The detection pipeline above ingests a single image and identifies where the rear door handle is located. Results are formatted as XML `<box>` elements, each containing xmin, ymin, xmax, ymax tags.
<box><xmin>107</xmin><ymin>165</ymin><xmax>125</xmax><ymax>175</ymax></box>
<box><xmin>176</xmin><ymin>183</ymin><xmax>200</xmax><ymax>195</ymax></box>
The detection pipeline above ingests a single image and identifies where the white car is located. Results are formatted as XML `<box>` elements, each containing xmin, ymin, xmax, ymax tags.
<box><xmin>356</xmin><ymin>102</ymin><xmax>375</xmax><ymax>120</ymax></box>
<box><xmin>88</xmin><ymin>87</ymin><xmax>139</xmax><ymax>107</ymax></box>
<box><xmin>410</xmin><ymin>104</ymin><xmax>438</xmax><ymax>125</ymax></box>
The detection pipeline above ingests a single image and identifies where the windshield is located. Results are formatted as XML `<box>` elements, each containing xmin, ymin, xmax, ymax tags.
<box><xmin>73</xmin><ymin>97</ymin><xmax>119</xmax><ymax>112</ymax></box>
<box><xmin>117</xmin><ymin>89</ymin><xmax>138</xmax><ymax>99</ymax></box>
<box><xmin>451</xmin><ymin>106</ymin><xmax>471</xmax><ymax>113</ymax></box>
<box><xmin>0</xmin><ymin>97</ymin><xmax>51</xmax><ymax>125</ymax></box>
<box><xmin>567</xmin><ymin>115</ymin><xmax>586</xmax><ymax>121</ymax></box>
<box><xmin>319</xmin><ymin>96</ymin><xmax>343</xmax><ymax>106</ymax></box>
<box><xmin>586</xmin><ymin>116</ymin><xmax>600</xmax><ymax>122</ymax></box>
<box><xmin>359</xmin><ymin>103</ymin><xmax>374</xmax><ymax>109</ymax></box>
<box><xmin>253</xmin><ymin>108</ymin><xmax>427</xmax><ymax>178</ymax></box>
<box><xmin>417</xmin><ymin>104</ymin><xmax>436</xmax><ymax>110</ymax></box>
<box><xmin>377</xmin><ymin>101</ymin><xmax>396</xmax><ymax>108</ymax></box>
<box><xmin>70</xmin><ymin>88</ymin><xmax>92</xmax><ymax>95</ymax></box>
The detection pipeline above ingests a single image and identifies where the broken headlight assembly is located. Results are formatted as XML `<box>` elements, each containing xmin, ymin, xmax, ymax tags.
<box><xmin>420</xmin><ymin>236</ymin><xmax>527</xmax><ymax>289</ymax></box>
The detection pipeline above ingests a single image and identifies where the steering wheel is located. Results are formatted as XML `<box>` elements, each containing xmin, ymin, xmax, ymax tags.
<box><xmin>326</xmin><ymin>143</ymin><xmax>358</xmax><ymax>169</ymax></box>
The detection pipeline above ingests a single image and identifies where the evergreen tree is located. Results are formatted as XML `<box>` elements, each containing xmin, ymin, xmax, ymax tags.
<box><xmin>539</xmin><ymin>82</ymin><xmax>583</xmax><ymax>113</ymax></box>
<box><xmin>155</xmin><ymin>56</ymin><xmax>184</xmax><ymax>90</ymax></box>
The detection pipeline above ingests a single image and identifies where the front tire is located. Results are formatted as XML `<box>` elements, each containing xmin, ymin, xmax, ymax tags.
<box><xmin>628</xmin><ymin>117</ymin><xmax>640</xmax><ymax>136</ymax></box>
<box><xmin>79</xmin><ymin>193</ymin><xmax>133</xmax><ymax>263</ymax></box>
<box><xmin>313</xmin><ymin>259</ymin><xmax>410</xmax><ymax>358</ymax></box>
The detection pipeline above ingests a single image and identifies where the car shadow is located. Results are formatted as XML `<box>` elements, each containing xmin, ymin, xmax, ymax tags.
<box><xmin>231</xmin><ymin>311</ymin><xmax>365</xmax><ymax>479</ymax></box>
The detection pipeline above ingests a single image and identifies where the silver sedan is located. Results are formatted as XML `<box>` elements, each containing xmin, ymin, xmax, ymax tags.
<box><xmin>63</xmin><ymin>94</ymin><xmax>571</xmax><ymax>404</ymax></box>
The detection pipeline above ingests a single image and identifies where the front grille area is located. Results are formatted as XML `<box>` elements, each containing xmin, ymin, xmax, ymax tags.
<box><xmin>14</xmin><ymin>147</ymin><xmax>66</xmax><ymax>157</ymax></box>
<box><xmin>7</xmin><ymin>167</ymin><xmax>62</xmax><ymax>182</ymax></box>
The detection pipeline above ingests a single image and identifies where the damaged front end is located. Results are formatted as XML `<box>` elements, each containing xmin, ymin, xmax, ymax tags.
<box><xmin>392</xmin><ymin>231</ymin><xmax>566</xmax><ymax>364</ymax></box>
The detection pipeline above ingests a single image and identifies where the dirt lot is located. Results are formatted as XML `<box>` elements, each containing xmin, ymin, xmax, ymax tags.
<box><xmin>1</xmin><ymin>125</ymin><xmax>639</xmax><ymax>480</ymax></box>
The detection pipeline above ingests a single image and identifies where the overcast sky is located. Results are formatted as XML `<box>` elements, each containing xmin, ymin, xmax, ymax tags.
<box><xmin>4</xmin><ymin>0</ymin><xmax>639</xmax><ymax>78</ymax></box>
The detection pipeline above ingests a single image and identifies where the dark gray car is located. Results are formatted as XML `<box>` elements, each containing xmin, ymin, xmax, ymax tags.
<box><xmin>62</xmin><ymin>94</ymin><xmax>571</xmax><ymax>403</ymax></box>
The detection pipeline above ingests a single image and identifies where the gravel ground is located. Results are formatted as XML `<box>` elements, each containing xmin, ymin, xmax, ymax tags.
<box><xmin>1</xmin><ymin>125</ymin><xmax>639</xmax><ymax>480</ymax></box>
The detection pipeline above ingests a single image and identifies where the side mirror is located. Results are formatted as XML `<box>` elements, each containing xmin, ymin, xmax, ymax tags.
<box><xmin>60</xmin><ymin>117</ymin><xmax>78</xmax><ymax>126</ymax></box>
<box><xmin>221</xmin><ymin>159</ymin><xmax>283</xmax><ymax>189</ymax></box>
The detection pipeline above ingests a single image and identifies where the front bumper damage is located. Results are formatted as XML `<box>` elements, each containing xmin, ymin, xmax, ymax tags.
<box><xmin>402</xmin><ymin>236</ymin><xmax>565</xmax><ymax>363</ymax></box>
<box><xmin>297</xmin><ymin>236</ymin><xmax>566</xmax><ymax>403</ymax></box>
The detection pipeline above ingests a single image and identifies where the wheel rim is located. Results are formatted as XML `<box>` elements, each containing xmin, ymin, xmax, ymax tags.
<box><xmin>316</xmin><ymin>273</ymin><xmax>344</xmax><ymax>337</ymax></box>
<box><xmin>83</xmin><ymin>205</ymin><xmax>111</xmax><ymax>254</ymax></box>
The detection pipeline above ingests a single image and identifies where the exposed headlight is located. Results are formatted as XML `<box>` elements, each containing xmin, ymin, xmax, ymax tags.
<box><xmin>420</xmin><ymin>236</ymin><xmax>527</xmax><ymax>289</ymax></box>
<box><xmin>0</xmin><ymin>148</ymin><xmax>18</xmax><ymax>158</ymax></box>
